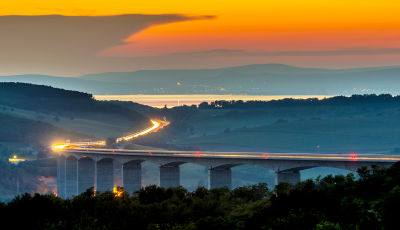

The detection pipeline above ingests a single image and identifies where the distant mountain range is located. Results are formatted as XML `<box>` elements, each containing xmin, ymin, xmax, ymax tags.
<box><xmin>1</xmin><ymin>64</ymin><xmax>399</xmax><ymax>95</ymax></box>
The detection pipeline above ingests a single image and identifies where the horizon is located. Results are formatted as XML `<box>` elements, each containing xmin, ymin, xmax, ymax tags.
<box><xmin>2</xmin><ymin>62</ymin><xmax>400</xmax><ymax>78</ymax></box>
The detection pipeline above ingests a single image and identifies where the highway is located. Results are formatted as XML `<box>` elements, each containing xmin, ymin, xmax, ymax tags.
<box><xmin>53</xmin><ymin>119</ymin><xmax>169</xmax><ymax>149</ymax></box>
<box><xmin>54</xmin><ymin>124</ymin><xmax>400</xmax><ymax>195</ymax></box>
<box><xmin>56</xmin><ymin>148</ymin><xmax>400</xmax><ymax>162</ymax></box>
<box><xmin>52</xmin><ymin>118</ymin><xmax>400</xmax><ymax>163</ymax></box>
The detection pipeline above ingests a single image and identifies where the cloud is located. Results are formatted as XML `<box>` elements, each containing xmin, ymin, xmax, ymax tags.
<box><xmin>0</xmin><ymin>14</ymin><xmax>398</xmax><ymax>77</ymax></box>
<box><xmin>171</xmin><ymin>49</ymin><xmax>244</xmax><ymax>56</ymax></box>
<box><xmin>36</xmin><ymin>8</ymin><xmax>97</xmax><ymax>16</ymax></box>
<box><xmin>169</xmin><ymin>48</ymin><xmax>400</xmax><ymax>57</ymax></box>
<box><xmin>0</xmin><ymin>14</ymin><xmax>213</xmax><ymax>76</ymax></box>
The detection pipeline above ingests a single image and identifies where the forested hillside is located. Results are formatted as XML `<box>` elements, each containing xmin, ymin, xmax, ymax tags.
<box><xmin>198</xmin><ymin>94</ymin><xmax>400</xmax><ymax>109</ymax></box>
<box><xmin>0</xmin><ymin>158</ymin><xmax>56</xmax><ymax>202</ymax></box>
<box><xmin>2</xmin><ymin>65</ymin><xmax>399</xmax><ymax>95</ymax></box>
<box><xmin>0</xmin><ymin>82</ymin><xmax>147</xmax><ymax>123</ymax></box>
<box><xmin>107</xmin><ymin>100</ymin><xmax>156</xmax><ymax>113</ymax></box>
<box><xmin>2</xmin><ymin>163</ymin><xmax>400</xmax><ymax>230</ymax></box>
<box><xmin>0</xmin><ymin>113</ymin><xmax>94</xmax><ymax>147</ymax></box>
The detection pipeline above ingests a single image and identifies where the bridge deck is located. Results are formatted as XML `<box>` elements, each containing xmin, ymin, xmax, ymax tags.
<box><xmin>57</xmin><ymin>149</ymin><xmax>400</xmax><ymax>162</ymax></box>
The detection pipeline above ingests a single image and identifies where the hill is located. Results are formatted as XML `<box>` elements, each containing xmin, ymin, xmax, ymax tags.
<box><xmin>106</xmin><ymin>100</ymin><xmax>156</xmax><ymax>113</ymax></box>
<box><xmin>178</xmin><ymin>115</ymin><xmax>400</xmax><ymax>152</ymax></box>
<box><xmin>157</xmin><ymin>95</ymin><xmax>400</xmax><ymax>152</ymax></box>
<box><xmin>0</xmin><ymin>105</ymin><xmax>128</xmax><ymax>137</ymax></box>
<box><xmin>0</xmin><ymin>64</ymin><xmax>399</xmax><ymax>95</ymax></box>
<box><xmin>79</xmin><ymin>63</ymin><xmax>400</xmax><ymax>82</ymax></box>
<box><xmin>0</xmin><ymin>113</ymin><xmax>94</xmax><ymax>147</ymax></box>
<box><xmin>0</xmin><ymin>74</ymin><xmax>154</xmax><ymax>95</ymax></box>
<box><xmin>0</xmin><ymin>82</ymin><xmax>148</xmax><ymax>127</ymax></box>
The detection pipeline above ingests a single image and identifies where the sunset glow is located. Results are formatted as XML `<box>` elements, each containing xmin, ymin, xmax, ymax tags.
<box><xmin>2</xmin><ymin>0</ymin><xmax>400</xmax><ymax>70</ymax></box>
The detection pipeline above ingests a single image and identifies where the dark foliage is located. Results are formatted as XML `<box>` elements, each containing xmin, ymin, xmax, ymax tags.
<box><xmin>0</xmin><ymin>82</ymin><xmax>147</xmax><ymax>122</ymax></box>
<box><xmin>0</xmin><ymin>158</ymin><xmax>57</xmax><ymax>200</ymax></box>
<box><xmin>2</xmin><ymin>163</ymin><xmax>400</xmax><ymax>229</ymax></box>
<box><xmin>0</xmin><ymin>113</ymin><xmax>94</xmax><ymax>147</ymax></box>
<box><xmin>198</xmin><ymin>94</ymin><xmax>400</xmax><ymax>109</ymax></box>
<box><xmin>146</xmin><ymin>105</ymin><xmax>196</xmax><ymax>122</ymax></box>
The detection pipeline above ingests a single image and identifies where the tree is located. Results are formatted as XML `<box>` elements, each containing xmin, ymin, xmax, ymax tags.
<box><xmin>106</xmin><ymin>137</ymin><xmax>117</xmax><ymax>146</ymax></box>
<box><xmin>70</xmin><ymin>117</ymin><xmax>74</xmax><ymax>121</ymax></box>
<box><xmin>198</xmin><ymin>102</ymin><xmax>209</xmax><ymax>109</ymax></box>
<box><xmin>315</xmin><ymin>222</ymin><xmax>342</xmax><ymax>230</ymax></box>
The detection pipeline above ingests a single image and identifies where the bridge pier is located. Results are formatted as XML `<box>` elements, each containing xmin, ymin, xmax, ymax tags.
<box><xmin>274</xmin><ymin>171</ymin><xmax>301</xmax><ymax>185</ymax></box>
<box><xmin>78</xmin><ymin>158</ymin><xmax>94</xmax><ymax>194</ymax></box>
<box><xmin>95</xmin><ymin>159</ymin><xmax>114</xmax><ymax>193</ymax></box>
<box><xmin>208</xmin><ymin>168</ymin><xmax>232</xmax><ymax>189</ymax></box>
<box><xmin>122</xmin><ymin>163</ymin><xmax>142</xmax><ymax>193</ymax></box>
<box><xmin>57</xmin><ymin>156</ymin><xmax>66</xmax><ymax>198</ymax></box>
<box><xmin>159</xmin><ymin>165</ymin><xmax>180</xmax><ymax>188</ymax></box>
<box><xmin>57</xmin><ymin>150</ymin><xmax>397</xmax><ymax>195</ymax></box>
<box><xmin>65</xmin><ymin>157</ymin><xmax>78</xmax><ymax>198</ymax></box>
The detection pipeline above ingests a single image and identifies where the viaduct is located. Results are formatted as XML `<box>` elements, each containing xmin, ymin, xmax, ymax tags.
<box><xmin>55</xmin><ymin>149</ymin><xmax>399</xmax><ymax>198</ymax></box>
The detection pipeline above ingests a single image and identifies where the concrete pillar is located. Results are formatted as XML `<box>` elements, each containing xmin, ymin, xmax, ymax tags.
<box><xmin>57</xmin><ymin>156</ymin><xmax>66</xmax><ymax>198</ymax></box>
<box><xmin>208</xmin><ymin>168</ymin><xmax>231</xmax><ymax>189</ymax></box>
<box><xmin>274</xmin><ymin>171</ymin><xmax>301</xmax><ymax>185</ymax></box>
<box><xmin>95</xmin><ymin>160</ymin><xmax>114</xmax><ymax>193</ymax></box>
<box><xmin>159</xmin><ymin>166</ymin><xmax>180</xmax><ymax>188</ymax></box>
<box><xmin>65</xmin><ymin>157</ymin><xmax>78</xmax><ymax>198</ymax></box>
<box><xmin>78</xmin><ymin>158</ymin><xmax>94</xmax><ymax>194</ymax></box>
<box><xmin>122</xmin><ymin>163</ymin><xmax>141</xmax><ymax>194</ymax></box>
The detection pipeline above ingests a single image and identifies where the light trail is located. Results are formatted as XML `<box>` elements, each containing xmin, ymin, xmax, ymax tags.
<box><xmin>53</xmin><ymin>141</ymin><xmax>106</xmax><ymax>150</ymax></box>
<box><xmin>116</xmin><ymin>120</ymin><xmax>164</xmax><ymax>142</ymax></box>
<box><xmin>52</xmin><ymin>119</ymin><xmax>168</xmax><ymax>150</ymax></box>
<box><xmin>55</xmin><ymin>148</ymin><xmax>400</xmax><ymax>162</ymax></box>
<box><xmin>8</xmin><ymin>155</ymin><xmax>25</xmax><ymax>163</ymax></box>
<box><xmin>52</xmin><ymin>119</ymin><xmax>400</xmax><ymax>163</ymax></box>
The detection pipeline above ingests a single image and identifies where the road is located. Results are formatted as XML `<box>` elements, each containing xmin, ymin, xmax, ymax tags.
<box><xmin>52</xmin><ymin>119</ymin><xmax>400</xmax><ymax>163</ymax></box>
<box><xmin>56</xmin><ymin>148</ymin><xmax>400</xmax><ymax>162</ymax></box>
<box><xmin>53</xmin><ymin>119</ymin><xmax>169</xmax><ymax>149</ymax></box>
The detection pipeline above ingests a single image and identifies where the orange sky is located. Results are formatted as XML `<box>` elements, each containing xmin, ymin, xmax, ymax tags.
<box><xmin>1</xmin><ymin>0</ymin><xmax>400</xmax><ymax>74</ymax></box>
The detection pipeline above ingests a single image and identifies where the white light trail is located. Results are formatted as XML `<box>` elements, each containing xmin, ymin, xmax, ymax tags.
<box><xmin>117</xmin><ymin>120</ymin><xmax>162</xmax><ymax>142</ymax></box>
<box><xmin>52</xmin><ymin>119</ymin><xmax>168</xmax><ymax>149</ymax></box>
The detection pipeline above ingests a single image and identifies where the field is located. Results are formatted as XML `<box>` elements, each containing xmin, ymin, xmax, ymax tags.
<box><xmin>185</xmin><ymin>109</ymin><xmax>293</xmax><ymax>135</ymax></box>
<box><xmin>178</xmin><ymin>103</ymin><xmax>400</xmax><ymax>152</ymax></box>
<box><xmin>179</xmin><ymin>116</ymin><xmax>400</xmax><ymax>152</ymax></box>
<box><xmin>184</xmin><ymin>105</ymin><xmax>396</xmax><ymax>135</ymax></box>
<box><xmin>0</xmin><ymin>105</ymin><xmax>129</xmax><ymax>137</ymax></box>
